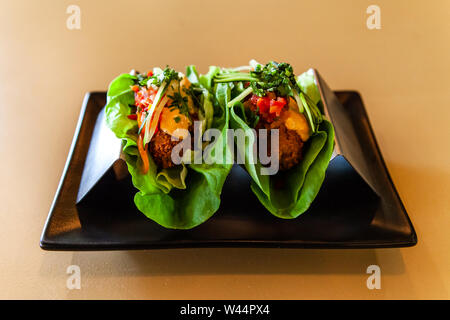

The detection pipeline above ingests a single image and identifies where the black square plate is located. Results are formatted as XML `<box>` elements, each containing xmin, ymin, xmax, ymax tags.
<box><xmin>40</xmin><ymin>87</ymin><xmax>417</xmax><ymax>250</ymax></box>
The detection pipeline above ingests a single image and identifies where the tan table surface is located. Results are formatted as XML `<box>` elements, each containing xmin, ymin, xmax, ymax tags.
<box><xmin>0</xmin><ymin>0</ymin><xmax>449</xmax><ymax>299</ymax></box>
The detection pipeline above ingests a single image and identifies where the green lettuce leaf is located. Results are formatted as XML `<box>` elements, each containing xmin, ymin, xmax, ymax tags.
<box><xmin>223</xmin><ymin>71</ymin><xmax>335</xmax><ymax>219</ymax></box>
<box><xmin>297</xmin><ymin>69</ymin><xmax>324</xmax><ymax>114</ymax></box>
<box><xmin>105</xmin><ymin>68</ymin><xmax>232</xmax><ymax>229</ymax></box>
<box><xmin>199</xmin><ymin>66</ymin><xmax>221</xmax><ymax>92</ymax></box>
<box><xmin>106</xmin><ymin>73</ymin><xmax>172</xmax><ymax>194</ymax></box>
<box><xmin>250</xmin><ymin>120</ymin><xmax>334</xmax><ymax>218</ymax></box>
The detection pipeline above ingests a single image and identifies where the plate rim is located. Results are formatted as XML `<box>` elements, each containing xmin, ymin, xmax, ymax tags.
<box><xmin>40</xmin><ymin>91</ymin><xmax>417</xmax><ymax>251</ymax></box>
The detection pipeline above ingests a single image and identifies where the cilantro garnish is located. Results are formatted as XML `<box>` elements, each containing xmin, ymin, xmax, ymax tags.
<box><xmin>133</xmin><ymin>66</ymin><xmax>180</xmax><ymax>88</ymax></box>
<box><xmin>214</xmin><ymin>61</ymin><xmax>323</xmax><ymax>134</ymax></box>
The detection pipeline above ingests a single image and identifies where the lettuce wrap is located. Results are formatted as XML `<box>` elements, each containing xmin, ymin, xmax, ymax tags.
<box><xmin>212</xmin><ymin>61</ymin><xmax>335</xmax><ymax>219</ymax></box>
<box><xmin>105</xmin><ymin>66</ymin><xmax>232</xmax><ymax>229</ymax></box>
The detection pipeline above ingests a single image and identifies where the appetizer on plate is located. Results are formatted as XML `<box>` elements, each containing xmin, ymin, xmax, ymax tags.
<box><xmin>105</xmin><ymin>61</ymin><xmax>334</xmax><ymax>228</ymax></box>
<box><xmin>211</xmin><ymin>60</ymin><xmax>335</xmax><ymax>218</ymax></box>
<box><xmin>105</xmin><ymin>66</ymin><xmax>232</xmax><ymax>229</ymax></box>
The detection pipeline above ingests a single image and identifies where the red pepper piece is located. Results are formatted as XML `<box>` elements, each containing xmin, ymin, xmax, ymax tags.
<box><xmin>269</xmin><ymin>97</ymin><xmax>287</xmax><ymax>116</ymax></box>
<box><xmin>257</xmin><ymin>97</ymin><xmax>270</xmax><ymax>114</ymax></box>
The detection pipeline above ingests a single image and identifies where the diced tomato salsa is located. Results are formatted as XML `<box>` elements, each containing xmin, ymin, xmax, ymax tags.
<box><xmin>130</xmin><ymin>84</ymin><xmax>161</xmax><ymax>138</ymax></box>
<box><xmin>134</xmin><ymin>85</ymin><xmax>157</xmax><ymax>112</ymax></box>
<box><xmin>248</xmin><ymin>93</ymin><xmax>287</xmax><ymax>122</ymax></box>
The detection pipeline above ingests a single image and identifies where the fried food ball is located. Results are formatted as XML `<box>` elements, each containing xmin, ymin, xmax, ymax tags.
<box><xmin>149</xmin><ymin>130</ymin><xmax>183</xmax><ymax>169</ymax></box>
<box><xmin>256</xmin><ymin>111</ymin><xmax>304</xmax><ymax>171</ymax></box>
<box><xmin>274</xmin><ymin>123</ymin><xmax>304</xmax><ymax>171</ymax></box>
<box><xmin>243</xmin><ymin>94</ymin><xmax>307</xmax><ymax>171</ymax></box>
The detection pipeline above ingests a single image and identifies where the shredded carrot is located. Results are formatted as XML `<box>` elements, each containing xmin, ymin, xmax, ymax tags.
<box><xmin>137</xmin><ymin>111</ymin><xmax>143</xmax><ymax>129</ymax></box>
<box><xmin>137</xmin><ymin>135</ymin><xmax>149</xmax><ymax>174</ymax></box>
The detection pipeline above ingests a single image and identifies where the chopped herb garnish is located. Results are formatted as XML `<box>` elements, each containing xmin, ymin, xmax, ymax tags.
<box><xmin>168</xmin><ymin>91</ymin><xmax>190</xmax><ymax>117</ymax></box>
<box><xmin>213</xmin><ymin>61</ymin><xmax>324</xmax><ymax>134</ymax></box>
<box><xmin>150</xmin><ymin>66</ymin><xmax>180</xmax><ymax>86</ymax></box>
<box><xmin>136</xmin><ymin>73</ymin><xmax>149</xmax><ymax>86</ymax></box>
<box><xmin>133</xmin><ymin>66</ymin><xmax>180</xmax><ymax>88</ymax></box>
<box><xmin>249</xmin><ymin>61</ymin><xmax>296</xmax><ymax>97</ymax></box>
